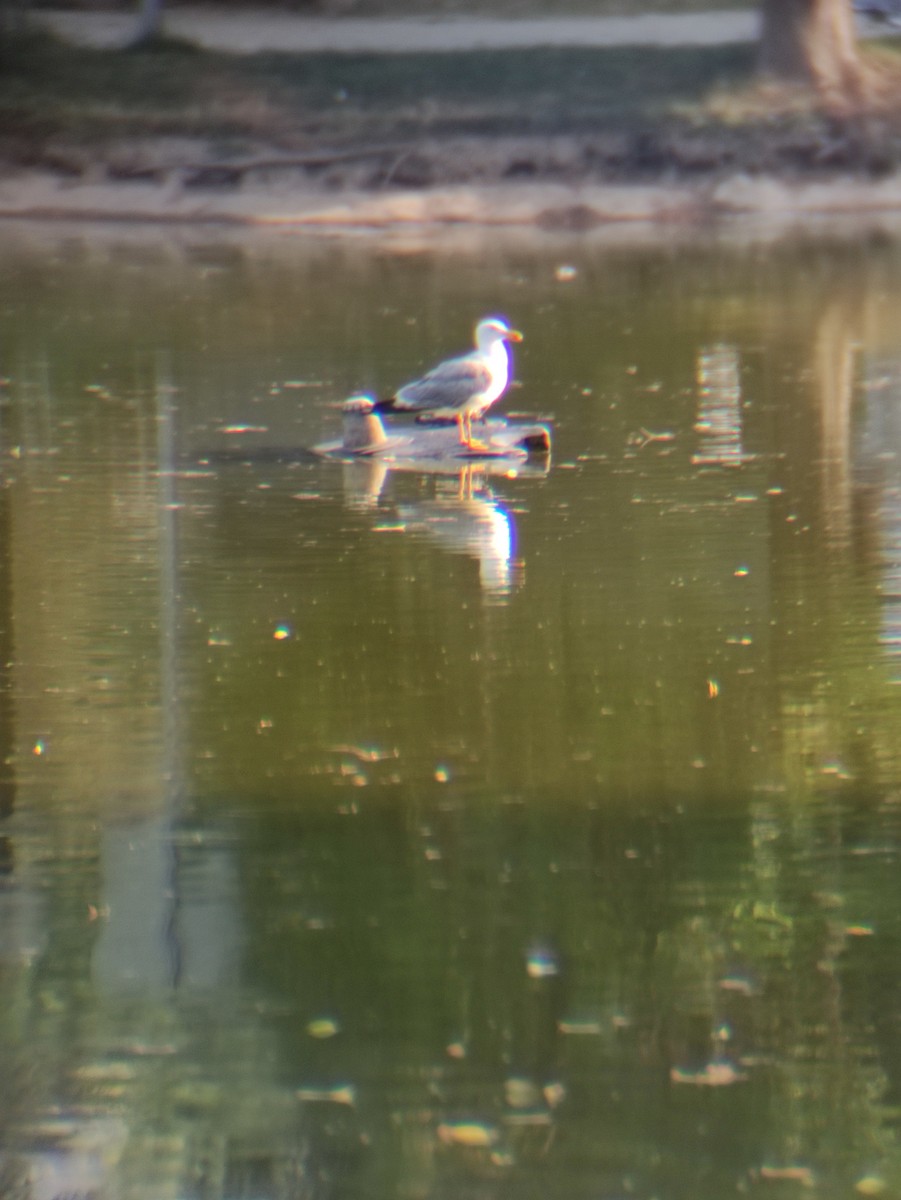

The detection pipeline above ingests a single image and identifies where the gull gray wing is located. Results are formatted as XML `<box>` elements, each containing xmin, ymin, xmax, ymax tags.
<box><xmin>394</xmin><ymin>355</ymin><xmax>493</xmax><ymax>413</ymax></box>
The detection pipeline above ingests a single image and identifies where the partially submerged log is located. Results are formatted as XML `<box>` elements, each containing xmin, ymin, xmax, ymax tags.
<box><xmin>314</xmin><ymin>395</ymin><xmax>551</xmax><ymax>471</ymax></box>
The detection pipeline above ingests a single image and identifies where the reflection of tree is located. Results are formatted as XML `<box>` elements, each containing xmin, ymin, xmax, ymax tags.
<box><xmin>812</xmin><ymin>296</ymin><xmax>860</xmax><ymax>547</ymax></box>
<box><xmin>121</xmin><ymin>0</ymin><xmax>164</xmax><ymax>49</ymax></box>
<box><xmin>0</xmin><ymin>358</ymin><xmax>330</xmax><ymax>1199</ymax></box>
<box><xmin>757</xmin><ymin>257</ymin><xmax>878</xmax><ymax>794</ymax></box>
<box><xmin>0</xmin><ymin>431</ymin><xmax>15</xmax><ymax>823</ymax></box>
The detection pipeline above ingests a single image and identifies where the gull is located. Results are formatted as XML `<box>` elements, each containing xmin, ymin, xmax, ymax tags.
<box><xmin>379</xmin><ymin>317</ymin><xmax>523</xmax><ymax>451</ymax></box>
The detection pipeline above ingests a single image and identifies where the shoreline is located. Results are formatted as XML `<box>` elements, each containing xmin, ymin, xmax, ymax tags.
<box><xmin>7</xmin><ymin>171</ymin><xmax>901</xmax><ymax>232</ymax></box>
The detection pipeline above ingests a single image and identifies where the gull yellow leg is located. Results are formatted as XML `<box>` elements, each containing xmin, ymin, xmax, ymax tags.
<box><xmin>465</xmin><ymin>411</ymin><xmax>490</xmax><ymax>452</ymax></box>
<box><xmin>456</xmin><ymin>410</ymin><xmax>490</xmax><ymax>453</ymax></box>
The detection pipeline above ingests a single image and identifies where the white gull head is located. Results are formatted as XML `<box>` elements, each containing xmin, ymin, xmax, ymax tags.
<box><xmin>474</xmin><ymin>317</ymin><xmax>523</xmax><ymax>355</ymax></box>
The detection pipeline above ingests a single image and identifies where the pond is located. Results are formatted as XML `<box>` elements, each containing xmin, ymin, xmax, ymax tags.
<box><xmin>3</xmin><ymin>215</ymin><xmax>901</xmax><ymax>1199</ymax></box>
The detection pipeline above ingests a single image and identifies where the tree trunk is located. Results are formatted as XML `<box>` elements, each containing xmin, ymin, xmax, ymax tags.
<box><xmin>121</xmin><ymin>0</ymin><xmax>165</xmax><ymax>50</ymax></box>
<box><xmin>759</xmin><ymin>0</ymin><xmax>869</xmax><ymax>103</ymax></box>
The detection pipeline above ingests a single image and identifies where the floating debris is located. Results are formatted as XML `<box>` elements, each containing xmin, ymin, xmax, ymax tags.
<box><xmin>170</xmin><ymin>1080</ymin><xmax>222</xmax><ymax>1109</ymax></box>
<box><xmin>306</xmin><ymin>1017</ymin><xmax>341</xmax><ymax>1039</ymax></box>
<box><xmin>116</xmin><ymin>1042</ymin><xmax>178</xmax><ymax>1058</ymax></box>
<box><xmin>72</xmin><ymin>1062</ymin><xmax>138</xmax><ymax>1084</ymax></box>
<box><xmin>628</xmin><ymin>427</ymin><xmax>676</xmax><ymax>451</ymax></box>
<box><xmin>273</xmin><ymin>624</ymin><xmax>292</xmax><ymax>641</ymax></box>
<box><xmin>437</xmin><ymin>1120</ymin><xmax>500</xmax><ymax>1149</ymax></box>
<box><xmin>750</xmin><ymin>901</ymin><xmax>793</xmax><ymax>929</ymax></box>
<box><xmin>329</xmin><ymin>744</ymin><xmax>395</xmax><ymax>763</ymax></box>
<box><xmin>718</xmin><ymin>976</ymin><xmax>758</xmax><ymax>997</ymax></box>
<box><xmin>756</xmin><ymin>1165</ymin><xmax>816</xmax><ymax>1187</ymax></box>
<box><xmin>856</xmin><ymin>1176</ymin><xmax>888</xmax><ymax>1196</ymax></box>
<box><xmin>557</xmin><ymin>1019</ymin><xmax>602</xmax><ymax>1036</ymax></box>
<box><xmin>503</xmin><ymin>1110</ymin><xmax>552</xmax><ymax>1127</ymax></box>
<box><xmin>526</xmin><ymin>945</ymin><xmax>560</xmax><ymax>979</ymax></box>
<box><xmin>504</xmin><ymin>1078</ymin><xmax>542</xmax><ymax>1109</ymax></box>
<box><xmin>296</xmin><ymin>1084</ymin><xmax>356</xmax><ymax>1106</ymax></box>
<box><xmin>670</xmin><ymin>1061</ymin><xmax>748</xmax><ymax>1087</ymax></box>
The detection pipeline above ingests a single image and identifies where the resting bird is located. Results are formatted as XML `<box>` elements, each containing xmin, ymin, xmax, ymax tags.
<box><xmin>379</xmin><ymin>317</ymin><xmax>523</xmax><ymax>450</ymax></box>
<box><xmin>854</xmin><ymin>0</ymin><xmax>901</xmax><ymax>26</ymax></box>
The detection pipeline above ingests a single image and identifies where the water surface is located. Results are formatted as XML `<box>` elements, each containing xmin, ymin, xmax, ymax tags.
<box><xmin>3</xmin><ymin>218</ymin><xmax>901</xmax><ymax>1199</ymax></box>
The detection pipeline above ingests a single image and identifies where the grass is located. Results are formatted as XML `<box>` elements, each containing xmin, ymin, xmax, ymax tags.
<box><xmin>0</xmin><ymin>29</ymin><xmax>754</xmax><ymax>145</ymax></box>
<box><xmin>3</xmin><ymin>24</ymin><xmax>901</xmax><ymax>185</ymax></box>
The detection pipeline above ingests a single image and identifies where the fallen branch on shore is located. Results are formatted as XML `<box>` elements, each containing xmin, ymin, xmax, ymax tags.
<box><xmin>176</xmin><ymin>145</ymin><xmax>406</xmax><ymax>186</ymax></box>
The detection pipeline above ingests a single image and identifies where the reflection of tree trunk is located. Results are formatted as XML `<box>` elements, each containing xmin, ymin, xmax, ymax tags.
<box><xmin>813</xmin><ymin>299</ymin><xmax>859</xmax><ymax>546</ymax></box>
<box><xmin>759</xmin><ymin>0</ymin><xmax>869</xmax><ymax>103</ymax></box>
<box><xmin>0</xmin><ymin>466</ymin><xmax>15</xmax><ymax>822</ymax></box>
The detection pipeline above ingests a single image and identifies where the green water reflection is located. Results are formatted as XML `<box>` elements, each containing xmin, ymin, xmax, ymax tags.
<box><xmin>3</xmin><ymin>220</ymin><xmax>901</xmax><ymax>1198</ymax></box>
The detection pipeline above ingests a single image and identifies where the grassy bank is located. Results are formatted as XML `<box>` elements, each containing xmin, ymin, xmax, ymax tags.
<box><xmin>2</xmin><ymin>27</ymin><xmax>901</xmax><ymax>189</ymax></box>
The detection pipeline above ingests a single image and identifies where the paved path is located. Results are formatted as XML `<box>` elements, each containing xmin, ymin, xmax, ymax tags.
<box><xmin>37</xmin><ymin>8</ymin><xmax>763</xmax><ymax>53</ymax></box>
<box><xmin>34</xmin><ymin>7</ymin><xmax>894</xmax><ymax>55</ymax></box>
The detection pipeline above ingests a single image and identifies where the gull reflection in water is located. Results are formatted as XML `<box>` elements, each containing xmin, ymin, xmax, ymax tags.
<box><xmin>399</xmin><ymin>481</ymin><xmax>517</xmax><ymax>596</ymax></box>
<box><xmin>342</xmin><ymin>459</ymin><xmax>530</xmax><ymax>599</ymax></box>
<box><xmin>321</xmin><ymin>396</ymin><xmax>550</xmax><ymax>599</ymax></box>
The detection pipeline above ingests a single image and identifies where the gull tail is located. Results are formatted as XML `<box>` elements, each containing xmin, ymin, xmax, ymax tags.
<box><xmin>373</xmin><ymin>394</ymin><xmax>426</xmax><ymax>415</ymax></box>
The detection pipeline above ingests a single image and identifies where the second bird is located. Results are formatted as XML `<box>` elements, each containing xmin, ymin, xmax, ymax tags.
<box><xmin>379</xmin><ymin>316</ymin><xmax>523</xmax><ymax>450</ymax></box>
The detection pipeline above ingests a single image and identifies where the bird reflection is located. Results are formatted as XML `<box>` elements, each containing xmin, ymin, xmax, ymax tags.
<box><xmin>399</xmin><ymin>484</ymin><xmax>516</xmax><ymax>596</ymax></box>
<box><xmin>320</xmin><ymin>396</ymin><xmax>549</xmax><ymax>598</ymax></box>
<box><xmin>343</xmin><ymin>461</ymin><xmax>524</xmax><ymax>598</ymax></box>
<box><xmin>341</xmin><ymin>459</ymin><xmax>392</xmax><ymax>510</ymax></box>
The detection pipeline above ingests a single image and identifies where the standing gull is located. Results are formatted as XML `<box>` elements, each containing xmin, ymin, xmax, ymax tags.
<box><xmin>380</xmin><ymin>317</ymin><xmax>523</xmax><ymax>450</ymax></box>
